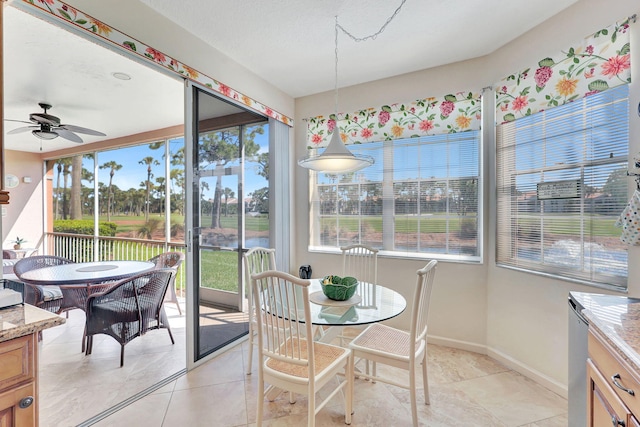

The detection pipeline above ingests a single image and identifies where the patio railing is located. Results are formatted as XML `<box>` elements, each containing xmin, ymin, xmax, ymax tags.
<box><xmin>44</xmin><ymin>232</ymin><xmax>187</xmax><ymax>294</ymax></box>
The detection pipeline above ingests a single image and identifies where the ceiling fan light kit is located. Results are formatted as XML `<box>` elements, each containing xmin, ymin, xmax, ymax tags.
<box><xmin>5</xmin><ymin>102</ymin><xmax>106</xmax><ymax>145</ymax></box>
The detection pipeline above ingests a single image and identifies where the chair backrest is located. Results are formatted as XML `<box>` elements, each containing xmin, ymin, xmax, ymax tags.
<box><xmin>87</xmin><ymin>268</ymin><xmax>175</xmax><ymax>332</ymax></box>
<box><xmin>243</xmin><ymin>247</ymin><xmax>276</xmax><ymax>307</ymax></box>
<box><xmin>149</xmin><ymin>252</ymin><xmax>185</xmax><ymax>270</ymax></box>
<box><xmin>3</xmin><ymin>250</ymin><xmax>16</xmax><ymax>259</ymax></box>
<box><xmin>340</xmin><ymin>244</ymin><xmax>378</xmax><ymax>284</ymax></box>
<box><xmin>13</xmin><ymin>255</ymin><xmax>74</xmax><ymax>279</ymax></box>
<box><xmin>409</xmin><ymin>260</ymin><xmax>438</xmax><ymax>354</ymax></box>
<box><xmin>251</xmin><ymin>270</ymin><xmax>314</xmax><ymax>378</ymax></box>
<box><xmin>341</xmin><ymin>244</ymin><xmax>378</xmax><ymax>307</ymax></box>
<box><xmin>244</xmin><ymin>247</ymin><xmax>276</xmax><ymax>282</ymax></box>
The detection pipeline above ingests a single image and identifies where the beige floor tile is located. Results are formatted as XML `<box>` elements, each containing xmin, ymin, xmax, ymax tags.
<box><xmin>451</xmin><ymin>371</ymin><xmax>567</xmax><ymax>426</ymax></box>
<box><xmin>174</xmin><ymin>348</ymin><xmax>245</xmax><ymax>390</ymax></box>
<box><xmin>92</xmin><ymin>392</ymin><xmax>173</xmax><ymax>427</ymax></box>
<box><xmin>162</xmin><ymin>380</ymin><xmax>248</xmax><ymax>427</ymax></box>
<box><xmin>37</xmin><ymin>305</ymin><xmax>568</xmax><ymax>427</ymax></box>
<box><xmin>522</xmin><ymin>413</ymin><xmax>569</xmax><ymax>426</ymax></box>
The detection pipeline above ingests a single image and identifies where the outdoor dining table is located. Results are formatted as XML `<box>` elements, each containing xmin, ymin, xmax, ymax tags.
<box><xmin>19</xmin><ymin>260</ymin><xmax>155</xmax><ymax>313</ymax></box>
<box><xmin>19</xmin><ymin>260</ymin><xmax>155</xmax><ymax>351</ymax></box>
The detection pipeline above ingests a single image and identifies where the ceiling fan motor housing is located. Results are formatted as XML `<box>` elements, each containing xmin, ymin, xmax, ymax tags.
<box><xmin>30</xmin><ymin>112</ymin><xmax>60</xmax><ymax>126</ymax></box>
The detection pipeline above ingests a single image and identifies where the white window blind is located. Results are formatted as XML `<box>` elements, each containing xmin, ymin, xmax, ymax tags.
<box><xmin>310</xmin><ymin>131</ymin><xmax>481</xmax><ymax>261</ymax></box>
<box><xmin>496</xmin><ymin>85</ymin><xmax>629</xmax><ymax>288</ymax></box>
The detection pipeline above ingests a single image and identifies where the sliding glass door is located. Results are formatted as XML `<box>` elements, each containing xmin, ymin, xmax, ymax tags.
<box><xmin>185</xmin><ymin>83</ymin><xmax>269</xmax><ymax>364</ymax></box>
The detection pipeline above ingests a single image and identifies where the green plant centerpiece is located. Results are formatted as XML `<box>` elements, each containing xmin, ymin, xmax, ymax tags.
<box><xmin>11</xmin><ymin>236</ymin><xmax>26</xmax><ymax>250</ymax></box>
<box><xmin>321</xmin><ymin>275</ymin><xmax>358</xmax><ymax>301</ymax></box>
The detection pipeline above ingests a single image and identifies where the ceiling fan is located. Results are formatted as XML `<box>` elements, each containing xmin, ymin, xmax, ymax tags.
<box><xmin>5</xmin><ymin>102</ymin><xmax>106</xmax><ymax>143</ymax></box>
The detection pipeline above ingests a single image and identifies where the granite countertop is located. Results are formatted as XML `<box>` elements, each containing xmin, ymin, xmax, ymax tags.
<box><xmin>575</xmin><ymin>292</ymin><xmax>640</xmax><ymax>375</ymax></box>
<box><xmin>0</xmin><ymin>303</ymin><xmax>65</xmax><ymax>342</ymax></box>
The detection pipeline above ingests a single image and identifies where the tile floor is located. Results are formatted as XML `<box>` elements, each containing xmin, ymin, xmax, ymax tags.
<box><xmin>84</xmin><ymin>333</ymin><xmax>569</xmax><ymax>426</ymax></box>
<box><xmin>38</xmin><ymin>301</ymin><xmax>568</xmax><ymax>426</ymax></box>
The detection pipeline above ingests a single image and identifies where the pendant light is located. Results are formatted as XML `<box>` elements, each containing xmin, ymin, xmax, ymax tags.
<box><xmin>299</xmin><ymin>2</ymin><xmax>408</xmax><ymax>174</ymax></box>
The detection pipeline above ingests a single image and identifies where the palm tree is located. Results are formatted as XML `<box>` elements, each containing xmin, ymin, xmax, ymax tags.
<box><xmin>223</xmin><ymin>187</ymin><xmax>234</xmax><ymax>216</ymax></box>
<box><xmin>99</xmin><ymin>161</ymin><xmax>123</xmax><ymax>221</ymax></box>
<box><xmin>199</xmin><ymin>126</ymin><xmax>262</xmax><ymax>228</ymax></box>
<box><xmin>139</xmin><ymin>156</ymin><xmax>160</xmax><ymax>221</ymax></box>
<box><xmin>54</xmin><ymin>158</ymin><xmax>73</xmax><ymax>219</ymax></box>
<box><xmin>62</xmin><ymin>160</ymin><xmax>73</xmax><ymax>219</ymax></box>
<box><xmin>155</xmin><ymin>177</ymin><xmax>166</xmax><ymax>215</ymax></box>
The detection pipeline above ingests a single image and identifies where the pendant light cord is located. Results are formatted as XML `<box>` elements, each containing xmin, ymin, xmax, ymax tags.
<box><xmin>336</xmin><ymin>0</ymin><xmax>407</xmax><ymax>43</ymax></box>
<box><xmin>333</xmin><ymin>0</ymin><xmax>407</xmax><ymax>115</ymax></box>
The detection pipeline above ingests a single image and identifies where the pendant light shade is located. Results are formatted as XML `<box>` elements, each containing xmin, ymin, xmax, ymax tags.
<box><xmin>299</xmin><ymin>3</ymin><xmax>405</xmax><ymax>174</ymax></box>
<box><xmin>298</xmin><ymin>129</ymin><xmax>374</xmax><ymax>173</ymax></box>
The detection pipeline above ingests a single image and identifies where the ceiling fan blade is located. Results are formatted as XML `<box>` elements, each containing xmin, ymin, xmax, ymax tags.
<box><xmin>55</xmin><ymin>128</ymin><xmax>84</xmax><ymax>143</ymax></box>
<box><xmin>7</xmin><ymin>126</ymin><xmax>38</xmax><ymax>135</ymax></box>
<box><xmin>4</xmin><ymin>119</ymin><xmax>33</xmax><ymax>124</ymax></box>
<box><xmin>59</xmin><ymin>124</ymin><xmax>106</xmax><ymax>136</ymax></box>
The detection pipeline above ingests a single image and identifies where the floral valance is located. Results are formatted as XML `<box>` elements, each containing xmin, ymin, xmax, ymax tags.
<box><xmin>305</xmin><ymin>92</ymin><xmax>481</xmax><ymax>149</ymax></box>
<box><xmin>17</xmin><ymin>0</ymin><xmax>292</xmax><ymax>126</ymax></box>
<box><xmin>496</xmin><ymin>17</ymin><xmax>632</xmax><ymax>123</ymax></box>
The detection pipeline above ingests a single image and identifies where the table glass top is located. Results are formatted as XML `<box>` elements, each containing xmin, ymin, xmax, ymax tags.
<box><xmin>275</xmin><ymin>279</ymin><xmax>406</xmax><ymax>326</ymax></box>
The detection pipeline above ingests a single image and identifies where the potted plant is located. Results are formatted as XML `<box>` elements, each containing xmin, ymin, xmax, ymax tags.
<box><xmin>11</xmin><ymin>237</ymin><xmax>26</xmax><ymax>250</ymax></box>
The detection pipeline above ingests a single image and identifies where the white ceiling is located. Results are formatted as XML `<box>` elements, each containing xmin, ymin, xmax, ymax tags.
<box><xmin>3</xmin><ymin>6</ymin><xmax>185</xmax><ymax>154</ymax></box>
<box><xmin>138</xmin><ymin>0</ymin><xmax>579</xmax><ymax>98</ymax></box>
<box><xmin>3</xmin><ymin>0</ymin><xmax>579</xmax><ymax>153</ymax></box>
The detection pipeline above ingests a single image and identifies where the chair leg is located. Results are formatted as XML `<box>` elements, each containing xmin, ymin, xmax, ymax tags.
<box><xmin>166</xmin><ymin>325</ymin><xmax>175</xmax><ymax>344</ymax></box>
<box><xmin>308</xmin><ymin>392</ymin><xmax>315</xmax><ymax>427</ymax></box>
<box><xmin>256</xmin><ymin>373</ymin><xmax>265</xmax><ymax>427</ymax></box>
<box><xmin>346</xmin><ymin>354</ymin><xmax>353</xmax><ymax>425</ymax></box>
<box><xmin>422</xmin><ymin>354</ymin><xmax>430</xmax><ymax>405</ymax></box>
<box><xmin>409</xmin><ymin>361</ymin><xmax>418</xmax><ymax>427</ymax></box>
<box><xmin>120</xmin><ymin>344</ymin><xmax>125</xmax><ymax>367</ymax></box>
<box><xmin>247</xmin><ymin>326</ymin><xmax>254</xmax><ymax>375</ymax></box>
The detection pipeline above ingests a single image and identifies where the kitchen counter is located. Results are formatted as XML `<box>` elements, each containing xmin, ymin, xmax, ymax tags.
<box><xmin>0</xmin><ymin>303</ymin><xmax>65</xmax><ymax>342</ymax></box>
<box><xmin>576</xmin><ymin>292</ymin><xmax>640</xmax><ymax>379</ymax></box>
<box><xmin>0</xmin><ymin>303</ymin><xmax>64</xmax><ymax>426</ymax></box>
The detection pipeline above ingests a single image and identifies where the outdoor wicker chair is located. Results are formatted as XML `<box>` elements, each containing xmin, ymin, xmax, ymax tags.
<box><xmin>149</xmin><ymin>251</ymin><xmax>185</xmax><ymax>315</ymax></box>
<box><xmin>13</xmin><ymin>255</ymin><xmax>73</xmax><ymax>314</ymax></box>
<box><xmin>84</xmin><ymin>268</ymin><xmax>176</xmax><ymax>367</ymax></box>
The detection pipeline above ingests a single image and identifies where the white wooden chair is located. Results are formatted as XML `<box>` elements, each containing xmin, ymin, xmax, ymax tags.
<box><xmin>243</xmin><ymin>247</ymin><xmax>277</xmax><ymax>374</ymax></box>
<box><xmin>348</xmin><ymin>260</ymin><xmax>437</xmax><ymax>427</ymax></box>
<box><xmin>338</xmin><ymin>244</ymin><xmax>379</xmax><ymax>346</ymax></box>
<box><xmin>251</xmin><ymin>269</ymin><xmax>353</xmax><ymax>427</ymax></box>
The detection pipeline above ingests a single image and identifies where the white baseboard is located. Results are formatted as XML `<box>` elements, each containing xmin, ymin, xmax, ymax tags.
<box><xmin>427</xmin><ymin>334</ymin><xmax>487</xmax><ymax>355</ymax></box>
<box><xmin>427</xmin><ymin>334</ymin><xmax>568</xmax><ymax>399</ymax></box>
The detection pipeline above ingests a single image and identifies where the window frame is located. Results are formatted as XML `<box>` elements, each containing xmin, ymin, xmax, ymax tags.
<box><xmin>495</xmin><ymin>85</ymin><xmax>629</xmax><ymax>290</ymax></box>
<box><xmin>308</xmin><ymin>131</ymin><xmax>483</xmax><ymax>263</ymax></box>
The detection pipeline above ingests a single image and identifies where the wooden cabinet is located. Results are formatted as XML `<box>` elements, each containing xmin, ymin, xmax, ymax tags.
<box><xmin>588</xmin><ymin>328</ymin><xmax>640</xmax><ymax>426</ymax></box>
<box><xmin>0</xmin><ymin>334</ymin><xmax>37</xmax><ymax>427</ymax></box>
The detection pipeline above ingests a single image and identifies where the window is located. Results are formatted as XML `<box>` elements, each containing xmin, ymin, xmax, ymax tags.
<box><xmin>309</xmin><ymin>131</ymin><xmax>481</xmax><ymax>261</ymax></box>
<box><xmin>496</xmin><ymin>85</ymin><xmax>629</xmax><ymax>288</ymax></box>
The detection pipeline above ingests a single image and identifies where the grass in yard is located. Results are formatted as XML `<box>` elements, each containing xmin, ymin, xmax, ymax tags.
<box><xmin>199</xmin><ymin>250</ymin><xmax>238</xmax><ymax>292</ymax></box>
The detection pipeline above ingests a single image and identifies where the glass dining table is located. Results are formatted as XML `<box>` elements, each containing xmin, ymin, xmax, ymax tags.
<box><xmin>262</xmin><ymin>278</ymin><xmax>406</xmax><ymax>400</ymax></box>
<box><xmin>305</xmin><ymin>279</ymin><xmax>407</xmax><ymax>342</ymax></box>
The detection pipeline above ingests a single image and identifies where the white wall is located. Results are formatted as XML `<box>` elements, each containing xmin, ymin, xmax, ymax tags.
<box><xmin>294</xmin><ymin>0</ymin><xmax>640</xmax><ymax>397</ymax></box>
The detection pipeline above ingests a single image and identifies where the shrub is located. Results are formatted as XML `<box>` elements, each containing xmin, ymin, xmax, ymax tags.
<box><xmin>54</xmin><ymin>220</ymin><xmax>117</xmax><ymax>236</ymax></box>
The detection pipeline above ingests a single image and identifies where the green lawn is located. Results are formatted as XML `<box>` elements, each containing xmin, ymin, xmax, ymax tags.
<box><xmin>91</xmin><ymin>213</ymin><xmax>269</xmax><ymax>236</ymax></box>
<box><xmin>199</xmin><ymin>250</ymin><xmax>239</xmax><ymax>292</ymax></box>
<box><xmin>320</xmin><ymin>213</ymin><xmax>619</xmax><ymax>236</ymax></box>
